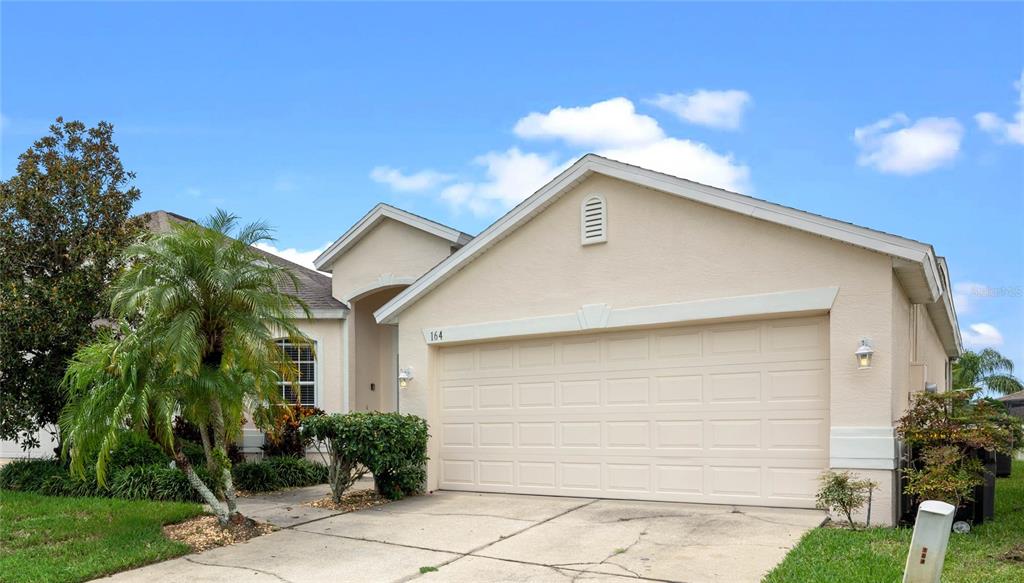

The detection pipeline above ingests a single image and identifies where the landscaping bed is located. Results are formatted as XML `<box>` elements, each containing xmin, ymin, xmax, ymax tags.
<box><xmin>162</xmin><ymin>515</ymin><xmax>274</xmax><ymax>553</ymax></box>
<box><xmin>764</xmin><ymin>460</ymin><xmax>1024</xmax><ymax>583</ymax></box>
<box><xmin>0</xmin><ymin>489</ymin><xmax>203</xmax><ymax>583</ymax></box>
<box><xmin>305</xmin><ymin>487</ymin><xmax>390</xmax><ymax>512</ymax></box>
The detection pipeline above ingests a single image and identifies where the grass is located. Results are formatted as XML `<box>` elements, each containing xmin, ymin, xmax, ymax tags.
<box><xmin>0</xmin><ymin>489</ymin><xmax>203</xmax><ymax>583</ymax></box>
<box><xmin>765</xmin><ymin>460</ymin><xmax>1024</xmax><ymax>583</ymax></box>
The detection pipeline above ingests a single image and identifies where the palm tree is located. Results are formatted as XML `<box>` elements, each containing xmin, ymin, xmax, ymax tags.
<box><xmin>952</xmin><ymin>348</ymin><xmax>1024</xmax><ymax>396</ymax></box>
<box><xmin>61</xmin><ymin>210</ymin><xmax>310</xmax><ymax>525</ymax></box>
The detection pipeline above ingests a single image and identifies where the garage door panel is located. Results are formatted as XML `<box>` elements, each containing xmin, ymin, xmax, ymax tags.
<box><xmin>438</xmin><ymin>316</ymin><xmax>828</xmax><ymax>508</ymax></box>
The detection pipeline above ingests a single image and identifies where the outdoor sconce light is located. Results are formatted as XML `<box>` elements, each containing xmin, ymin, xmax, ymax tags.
<box><xmin>398</xmin><ymin>367</ymin><xmax>414</xmax><ymax>389</ymax></box>
<box><xmin>855</xmin><ymin>338</ymin><xmax>874</xmax><ymax>369</ymax></box>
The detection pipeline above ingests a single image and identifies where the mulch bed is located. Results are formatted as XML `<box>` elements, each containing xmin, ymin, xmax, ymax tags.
<box><xmin>163</xmin><ymin>516</ymin><xmax>275</xmax><ymax>553</ymax></box>
<box><xmin>305</xmin><ymin>488</ymin><xmax>390</xmax><ymax>512</ymax></box>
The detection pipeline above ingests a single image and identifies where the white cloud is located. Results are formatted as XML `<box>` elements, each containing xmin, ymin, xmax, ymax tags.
<box><xmin>961</xmin><ymin>323</ymin><xmax>1004</xmax><ymax>348</ymax></box>
<box><xmin>952</xmin><ymin>281</ymin><xmax>997</xmax><ymax>315</ymax></box>
<box><xmin>370</xmin><ymin>166</ymin><xmax>454</xmax><ymax>192</ymax></box>
<box><xmin>440</xmin><ymin>148</ymin><xmax>565</xmax><ymax>217</ymax></box>
<box><xmin>648</xmin><ymin>90</ymin><xmax>752</xmax><ymax>130</ymax></box>
<box><xmin>513</xmin><ymin>97</ymin><xmax>664</xmax><ymax>148</ymax></box>
<box><xmin>599</xmin><ymin>138</ymin><xmax>751</xmax><ymax>193</ymax></box>
<box><xmin>184</xmin><ymin>186</ymin><xmax>202</xmax><ymax>197</ymax></box>
<box><xmin>853</xmin><ymin>114</ymin><xmax>963</xmax><ymax>175</ymax></box>
<box><xmin>375</xmin><ymin>96</ymin><xmax>752</xmax><ymax>218</ymax></box>
<box><xmin>975</xmin><ymin>70</ymin><xmax>1024</xmax><ymax>145</ymax></box>
<box><xmin>254</xmin><ymin>242</ymin><xmax>331</xmax><ymax>272</ymax></box>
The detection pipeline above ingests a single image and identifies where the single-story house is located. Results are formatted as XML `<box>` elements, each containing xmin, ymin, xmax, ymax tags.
<box><xmin>310</xmin><ymin>154</ymin><xmax>958</xmax><ymax>526</ymax></box>
<box><xmin>3</xmin><ymin>154</ymin><xmax>961</xmax><ymax>526</ymax></box>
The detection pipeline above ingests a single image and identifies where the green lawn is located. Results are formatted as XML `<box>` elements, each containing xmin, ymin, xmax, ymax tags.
<box><xmin>765</xmin><ymin>460</ymin><xmax>1024</xmax><ymax>582</ymax></box>
<box><xmin>0</xmin><ymin>490</ymin><xmax>203</xmax><ymax>583</ymax></box>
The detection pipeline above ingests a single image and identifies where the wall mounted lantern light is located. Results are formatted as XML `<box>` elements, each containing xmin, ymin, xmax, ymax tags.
<box><xmin>398</xmin><ymin>367</ymin><xmax>415</xmax><ymax>389</ymax></box>
<box><xmin>855</xmin><ymin>338</ymin><xmax>874</xmax><ymax>369</ymax></box>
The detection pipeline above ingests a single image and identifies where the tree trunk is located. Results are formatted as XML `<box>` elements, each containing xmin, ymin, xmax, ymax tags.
<box><xmin>174</xmin><ymin>451</ymin><xmax>230</xmax><ymax>526</ymax></box>
<box><xmin>198</xmin><ymin>423</ymin><xmax>215</xmax><ymax>475</ymax></box>
<box><xmin>208</xmin><ymin>397</ymin><xmax>241</xmax><ymax>518</ymax></box>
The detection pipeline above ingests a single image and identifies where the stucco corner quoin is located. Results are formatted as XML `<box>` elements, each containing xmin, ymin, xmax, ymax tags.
<box><xmin>373</xmin><ymin>154</ymin><xmax>960</xmax><ymax>357</ymax></box>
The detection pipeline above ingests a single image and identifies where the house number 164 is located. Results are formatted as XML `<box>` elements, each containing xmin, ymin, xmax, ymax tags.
<box><xmin>428</xmin><ymin>330</ymin><xmax>444</xmax><ymax>342</ymax></box>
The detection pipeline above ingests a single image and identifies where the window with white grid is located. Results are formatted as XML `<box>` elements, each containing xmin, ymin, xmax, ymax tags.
<box><xmin>275</xmin><ymin>339</ymin><xmax>316</xmax><ymax>406</ymax></box>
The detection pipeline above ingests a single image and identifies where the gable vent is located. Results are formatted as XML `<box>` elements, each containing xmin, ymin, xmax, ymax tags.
<box><xmin>581</xmin><ymin>195</ymin><xmax>607</xmax><ymax>245</ymax></box>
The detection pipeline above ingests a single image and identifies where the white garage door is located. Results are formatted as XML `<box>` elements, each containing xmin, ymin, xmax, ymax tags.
<box><xmin>438</xmin><ymin>316</ymin><xmax>829</xmax><ymax>508</ymax></box>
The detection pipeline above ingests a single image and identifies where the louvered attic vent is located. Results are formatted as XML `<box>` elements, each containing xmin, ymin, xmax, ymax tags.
<box><xmin>581</xmin><ymin>195</ymin><xmax>607</xmax><ymax>245</ymax></box>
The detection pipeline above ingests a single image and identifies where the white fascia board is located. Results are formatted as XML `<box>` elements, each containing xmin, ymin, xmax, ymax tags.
<box><xmin>289</xmin><ymin>308</ymin><xmax>348</xmax><ymax>320</ymax></box>
<box><xmin>314</xmin><ymin>203</ymin><xmax>467</xmax><ymax>271</ymax></box>
<box><xmin>376</xmin><ymin>154</ymin><xmax>944</xmax><ymax>325</ymax></box>
<box><xmin>420</xmin><ymin>287</ymin><xmax>838</xmax><ymax>345</ymax></box>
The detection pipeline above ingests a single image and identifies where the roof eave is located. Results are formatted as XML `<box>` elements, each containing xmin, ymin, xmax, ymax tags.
<box><xmin>374</xmin><ymin>156</ymin><xmax>957</xmax><ymax>349</ymax></box>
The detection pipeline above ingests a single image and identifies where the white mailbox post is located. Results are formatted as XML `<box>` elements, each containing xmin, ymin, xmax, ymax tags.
<box><xmin>902</xmin><ymin>500</ymin><xmax>956</xmax><ymax>583</ymax></box>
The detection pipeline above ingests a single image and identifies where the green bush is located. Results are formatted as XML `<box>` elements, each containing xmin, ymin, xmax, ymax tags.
<box><xmin>304</xmin><ymin>411</ymin><xmax>428</xmax><ymax>500</ymax></box>
<box><xmin>41</xmin><ymin>472</ymin><xmax>107</xmax><ymax>498</ymax></box>
<box><xmin>816</xmin><ymin>470</ymin><xmax>878</xmax><ymax>529</ymax></box>
<box><xmin>0</xmin><ymin>459</ymin><xmax>67</xmax><ymax>492</ymax></box>
<box><xmin>108</xmin><ymin>433</ymin><xmax>169</xmax><ymax>469</ymax></box>
<box><xmin>263</xmin><ymin>456</ymin><xmax>328</xmax><ymax>488</ymax></box>
<box><xmin>180</xmin><ymin>440</ymin><xmax>206</xmax><ymax>467</ymax></box>
<box><xmin>109</xmin><ymin>463</ymin><xmax>211</xmax><ymax>502</ymax></box>
<box><xmin>232</xmin><ymin>461</ymin><xmax>282</xmax><ymax>492</ymax></box>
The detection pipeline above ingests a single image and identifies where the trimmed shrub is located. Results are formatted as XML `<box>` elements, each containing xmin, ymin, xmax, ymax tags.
<box><xmin>108</xmin><ymin>433</ymin><xmax>169</xmax><ymax>469</ymax></box>
<box><xmin>0</xmin><ymin>458</ymin><xmax>67</xmax><ymax>492</ymax></box>
<box><xmin>303</xmin><ymin>411</ymin><xmax>428</xmax><ymax>501</ymax></box>
<box><xmin>264</xmin><ymin>456</ymin><xmax>328</xmax><ymax>488</ymax></box>
<box><xmin>232</xmin><ymin>461</ymin><xmax>282</xmax><ymax>492</ymax></box>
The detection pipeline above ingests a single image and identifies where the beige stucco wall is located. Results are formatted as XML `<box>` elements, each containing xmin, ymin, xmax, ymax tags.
<box><xmin>916</xmin><ymin>304</ymin><xmax>949</xmax><ymax>392</ymax></box>
<box><xmin>394</xmin><ymin>173</ymin><xmax>907</xmax><ymax>522</ymax></box>
<box><xmin>892</xmin><ymin>276</ymin><xmax>913</xmax><ymax>420</ymax></box>
<box><xmin>350</xmin><ymin>288</ymin><xmax>401</xmax><ymax>412</ymax></box>
<box><xmin>327</xmin><ymin>218</ymin><xmax>454</xmax><ymax>303</ymax></box>
<box><xmin>293</xmin><ymin>318</ymin><xmax>345</xmax><ymax>414</ymax></box>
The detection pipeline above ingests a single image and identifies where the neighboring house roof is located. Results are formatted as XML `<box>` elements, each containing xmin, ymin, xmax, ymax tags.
<box><xmin>374</xmin><ymin>154</ymin><xmax>961</xmax><ymax>356</ymax></box>
<box><xmin>141</xmin><ymin>210</ymin><xmax>347</xmax><ymax>317</ymax></box>
<box><xmin>313</xmin><ymin>203</ymin><xmax>473</xmax><ymax>272</ymax></box>
<box><xmin>999</xmin><ymin>390</ymin><xmax>1024</xmax><ymax>403</ymax></box>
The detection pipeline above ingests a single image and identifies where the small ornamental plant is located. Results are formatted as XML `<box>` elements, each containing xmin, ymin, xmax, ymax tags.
<box><xmin>896</xmin><ymin>389</ymin><xmax>1023</xmax><ymax>509</ymax></box>
<box><xmin>816</xmin><ymin>470</ymin><xmax>878</xmax><ymax>530</ymax></box>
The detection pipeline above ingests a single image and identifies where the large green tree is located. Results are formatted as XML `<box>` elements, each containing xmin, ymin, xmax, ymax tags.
<box><xmin>953</xmin><ymin>348</ymin><xmax>1023</xmax><ymax>396</ymax></box>
<box><xmin>61</xmin><ymin>212</ymin><xmax>310</xmax><ymax>525</ymax></box>
<box><xmin>0</xmin><ymin>118</ymin><xmax>142</xmax><ymax>448</ymax></box>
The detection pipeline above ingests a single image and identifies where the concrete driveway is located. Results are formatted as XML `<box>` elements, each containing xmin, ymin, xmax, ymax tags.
<box><xmin>102</xmin><ymin>490</ymin><xmax>824</xmax><ymax>583</ymax></box>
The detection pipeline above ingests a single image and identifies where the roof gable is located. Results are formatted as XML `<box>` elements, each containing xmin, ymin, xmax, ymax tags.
<box><xmin>314</xmin><ymin>203</ymin><xmax>472</xmax><ymax>271</ymax></box>
<box><xmin>373</xmin><ymin>154</ymin><xmax>960</xmax><ymax>355</ymax></box>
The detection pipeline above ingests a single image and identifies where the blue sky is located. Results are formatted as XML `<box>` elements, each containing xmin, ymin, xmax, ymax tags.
<box><xmin>3</xmin><ymin>2</ymin><xmax>1023</xmax><ymax>364</ymax></box>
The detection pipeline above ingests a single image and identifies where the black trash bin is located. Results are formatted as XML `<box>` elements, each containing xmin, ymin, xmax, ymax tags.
<box><xmin>996</xmin><ymin>451</ymin><xmax>1013</xmax><ymax>478</ymax></box>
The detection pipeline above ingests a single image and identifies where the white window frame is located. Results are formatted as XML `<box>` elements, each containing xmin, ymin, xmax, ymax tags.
<box><xmin>274</xmin><ymin>338</ymin><xmax>319</xmax><ymax>407</ymax></box>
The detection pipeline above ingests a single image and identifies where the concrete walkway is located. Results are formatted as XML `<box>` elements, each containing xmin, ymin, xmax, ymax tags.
<box><xmin>100</xmin><ymin>488</ymin><xmax>824</xmax><ymax>583</ymax></box>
